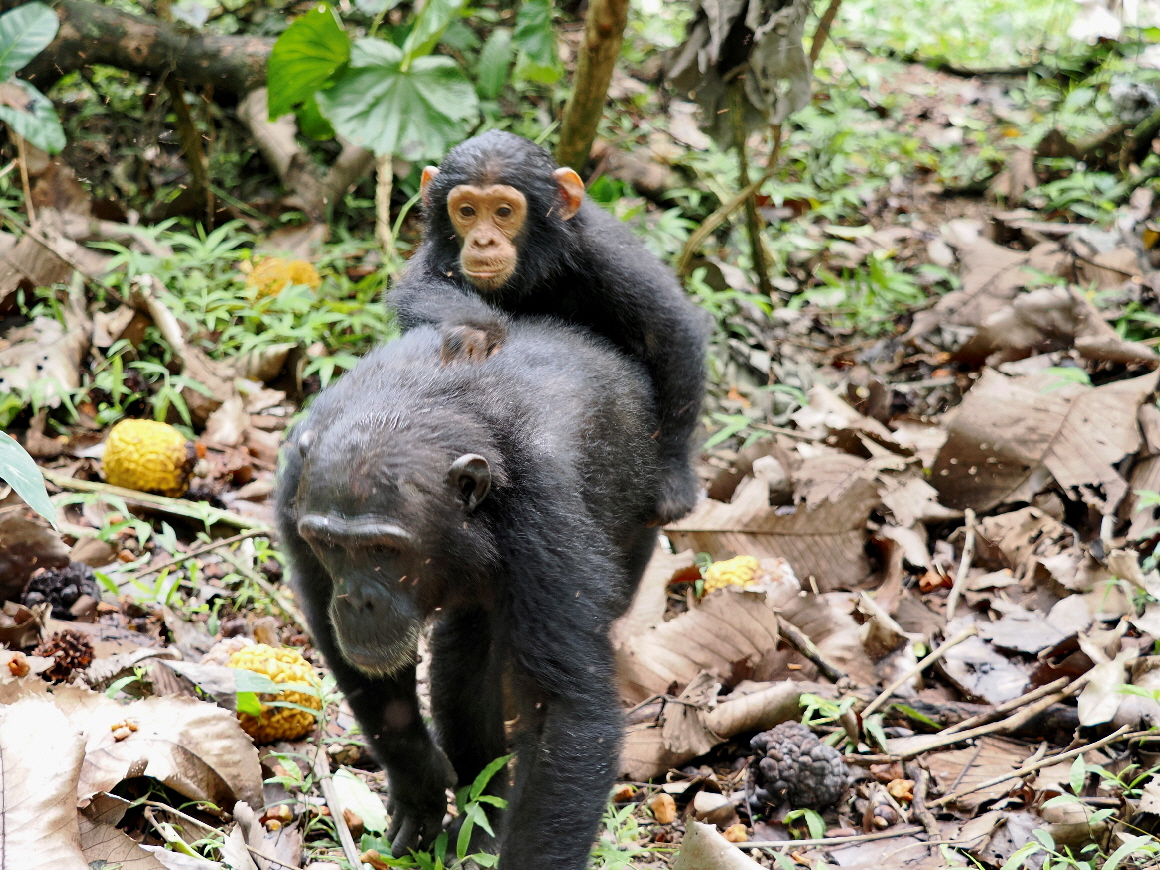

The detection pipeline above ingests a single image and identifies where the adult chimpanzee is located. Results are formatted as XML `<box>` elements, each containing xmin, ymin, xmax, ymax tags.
<box><xmin>275</xmin><ymin>318</ymin><xmax>660</xmax><ymax>869</ymax></box>
<box><xmin>389</xmin><ymin>129</ymin><xmax>708</xmax><ymax>525</ymax></box>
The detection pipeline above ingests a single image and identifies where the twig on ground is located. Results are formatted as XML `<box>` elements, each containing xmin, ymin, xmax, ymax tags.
<box><xmin>945</xmin><ymin>508</ymin><xmax>976</xmax><ymax>622</ymax></box>
<box><xmin>931</xmin><ymin>726</ymin><xmax>1144</xmax><ymax>807</ymax></box>
<box><xmin>133</xmin><ymin>529</ymin><xmax>268</xmax><ymax>580</ymax></box>
<box><xmin>779</xmin><ymin>618</ymin><xmax>846</xmax><ymax>682</ymax></box>
<box><xmin>905</xmin><ymin>762</ymin><xmax>939</xmax><ymax>838</ymax></box>
<box><xmin>313</xmin><ymin>751</ymin><xmax>363</xmax><ymax>868</ymax></box>
<box><xmin>861</xmin><ymin>624</ymin><xmax>977</xmax><ymax>719</ymax></box>
<box><xmin>940</xmin><ymin>676</ymin><xmax>1070</xmax><ymax>737</ymax></box>
<box><xmin>738</xmin><ymin>825</ymin><xmax>924</xmax><ymax>849</ymax></box>
<box><xmin>42</xmin><ymin>469</ymin><xmax>268</xmax><ymax>531</ymax></box>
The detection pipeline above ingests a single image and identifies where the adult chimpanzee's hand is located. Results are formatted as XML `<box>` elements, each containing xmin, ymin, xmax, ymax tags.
<box><xmin>439</xmin><ymin>318</ymin><xmax>507</xmax><ymax>364</ymax></box>
<box><xmin>385</xmin><ymin>771</ymin><xmax>450</xmax><ymax>858</ymax></box>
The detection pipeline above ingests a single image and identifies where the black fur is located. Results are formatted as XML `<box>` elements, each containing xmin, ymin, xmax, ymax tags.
<box><xmin>389</xmin><ymin>129</ymin><xmax>709</xmax><ymax>523</ymax></box>
<box><xmin>276</xmin><ymin>318</ymin><xmax>660</xmax><ymax>869</ymax></box>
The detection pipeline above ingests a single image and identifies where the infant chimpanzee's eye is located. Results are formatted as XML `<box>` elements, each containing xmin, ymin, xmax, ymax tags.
<box><xmin>496</xmin><ymin>205</ymin><xmax>512</xmax><ymax>218</ymax></box>
<box><xmin>459</xmin><ymin>205</ymin><xmax>475</xmax><ymax>218</ymax></box>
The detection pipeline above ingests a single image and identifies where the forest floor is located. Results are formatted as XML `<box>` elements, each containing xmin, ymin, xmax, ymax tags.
<box><xmin>4</xmin><ymin>0</ymin><xmax>1160</xmax><ymax>868</ymax></box>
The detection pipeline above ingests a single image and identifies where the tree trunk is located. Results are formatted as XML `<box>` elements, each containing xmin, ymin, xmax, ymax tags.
<box><xmin>554</xmin><ymin>0</ymin><xmax>630</xmax><ymax>173</ymax></box>
<box><xmin>5</xmin><ymin>0</ymin><xmax>271</xmax><ymax>97</ymax></box>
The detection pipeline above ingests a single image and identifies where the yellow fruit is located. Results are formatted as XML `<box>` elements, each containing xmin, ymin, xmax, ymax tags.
<box><xmin>245</xmin><ymin>257</ymin><xmax>322</xmax><ymax>298</ymax></box>
<box><xmin>228</xmin><ymin>644</ymin><xmax>321</xmax><ymax>743</ymax></box>
<box><xmin>102</xmin><ymin>419</ymin><xmax>194</xmax><ymax>497</ymax></box>
<box><xmin>703</xmin><ymin>555</ymin><xmax>761</xmax><ymax>594</ymax></box>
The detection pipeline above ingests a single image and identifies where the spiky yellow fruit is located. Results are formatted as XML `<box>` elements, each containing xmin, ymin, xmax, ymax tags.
<box><xmin>245</xmin><ymin>257</ymin><xmax>322</xmax><ymax>298</ymax></box>
<box><xmin>703</xmin><ymin>555</ymin><xmax>762</xmax><ymax>594</ymax></box>
<box><xmin>228</xmin><ymin>644</ymin><xmax>321</xmax><ymax>743</ymax></box>
<box><xmin>102</xmin><ymin>419</ymin><xmax>194</xmax><ymax>497</ymax></box>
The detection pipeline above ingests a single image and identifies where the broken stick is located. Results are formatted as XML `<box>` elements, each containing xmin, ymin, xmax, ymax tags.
<box><xmin>944</xmin><ymin>508</ymin><xmax>976</xmax><ymax>621</ymax></box>
<box><xmin>932</xmin><ymin>726</ymin><xmax>1144</xmax><ymax>807</ymax></box>
<box><xmin>861</xmin><ymin>624</ymin><xmax>977</xmax><ymax>719</ymax></box>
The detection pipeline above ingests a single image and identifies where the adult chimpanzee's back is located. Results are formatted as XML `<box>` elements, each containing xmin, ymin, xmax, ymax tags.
<box><xmin>276</xmin><ymin>318</ymin><xmax>660</xmax><ymax>869</ymax></box>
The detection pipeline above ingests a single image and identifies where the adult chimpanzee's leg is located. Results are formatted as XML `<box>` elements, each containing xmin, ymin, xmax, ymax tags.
<box><xmin>286</xmin><ymin>541</ymin><xmax>453</xmax><ymax>856</ymax></box>
<box><xmin>429</xmin><ymin>607</ymin><xmax>508</xmax><ymax>791</ymax></box>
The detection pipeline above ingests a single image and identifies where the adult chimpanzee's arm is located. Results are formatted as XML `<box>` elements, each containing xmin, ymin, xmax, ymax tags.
<box><xmin>283</xmin><ymin>536</ymin><xmax>454</xmax><ymax>857</ymax></box>
<box><xmin>580</xmin><ymin>203</ymin><xmax>710</xmax><ymax>523</ymax></box>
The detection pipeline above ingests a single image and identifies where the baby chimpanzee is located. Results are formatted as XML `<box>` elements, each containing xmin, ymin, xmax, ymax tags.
<box><xmin>390</xmin><ymin>130</ymin><xmax>708</xmax><ymax>524</ymax></box>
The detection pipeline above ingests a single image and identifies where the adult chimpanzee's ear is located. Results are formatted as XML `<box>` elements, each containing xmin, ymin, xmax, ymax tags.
<box><xmin>553</xmin><ymin>167</ymin><xmax>584</xmax><ymax>220</ymax></box>
<box><xmin>448</xmin><ymin>453</ymin><xmax>491</xmax><ymax>512</ymax></box>
<box><xmin>421</xmin><ymin>166</ymin><xmax>440</xmax><ymax>209</ymax></box>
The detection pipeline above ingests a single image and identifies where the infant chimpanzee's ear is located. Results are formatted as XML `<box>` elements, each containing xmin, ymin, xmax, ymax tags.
<box><xmin>447</xmin><ymin>453</ymin><xmax>491</xmax><ymax>512</ymax></box>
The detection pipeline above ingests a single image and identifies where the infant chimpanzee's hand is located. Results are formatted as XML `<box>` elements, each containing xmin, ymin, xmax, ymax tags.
<box><xmin>440</xmin><ymin>317</ymin><xmax>507</xmax><ymax>365</ymax></box>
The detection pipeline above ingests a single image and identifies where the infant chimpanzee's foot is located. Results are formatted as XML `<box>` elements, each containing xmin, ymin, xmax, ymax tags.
<box><xmin>651</xmin><ymin>459</ymin><xmax>701</xmax><ymax>525</ymax></box>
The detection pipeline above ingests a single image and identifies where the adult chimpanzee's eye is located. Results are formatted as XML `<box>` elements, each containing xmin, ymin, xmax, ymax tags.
<box><xmin>459</xmin><ymin>205</ymin><xmax>475</xmax><ymax>218</ymax></box>
<box><xmin>496</xmin><ymin>205</ymin><xmax>512</xmax><ymax>218</ymax></box>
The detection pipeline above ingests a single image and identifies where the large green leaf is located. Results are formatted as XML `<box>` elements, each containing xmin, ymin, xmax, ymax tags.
<box><xmin>0</xmin><ymin>80</ymin><xmax>64</xmax><ymax>154</ymax></box>
<box><xmin>401</xmin><ymin>0</ymin><xmax>465</xmax><ymax>65</ymax></box>
<box><xmin>476</xmin><ymin>27</ymin><xmax>513</xmax><ymax>99</ymax></box>
<box><xmin>0</xmin><ymin>2</ymin><xmax>58</xmax><ymax>82</ymax></box>
<box><xmin>0</xmin><ymin>433</ymin><xmax>57</xmax><ymax>529</ymax></box>
<box><xmin>267</xmin><ymin>3</ymin><xmax>350</xmax><ymax>121</ymax></box>
<box><xmin>317</xmin><ymin>38</ymin><xmax>479</xmax><ymax>161</ymax></box>
<box><xmin>513</xmin><ymin>0</ymin><xmax>555</xmax><ymax>67</ymax></box>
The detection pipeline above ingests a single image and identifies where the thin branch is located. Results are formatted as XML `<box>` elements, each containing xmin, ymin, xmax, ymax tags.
<box><xmin>932</xmin><ymin>727</ymin><xmax>1145</xmax><ymax>807</ymax></box>
<box><xmin>738</xmin><ymin>825</ymin><xmax>924</xmax><ymax>849</ymax></box>
<box><xmin>810</xmin><ymin>0</ymin><xmax>843</xmax><ymax>64</ymax></box>
<box><xmin>945</xmin><ymin>508</ymin><xmax>976</xmax><ymax>622</ymax></box>
<box><xmin>132</xmin><ymin>529</ymin><xmax>268</xmax><ymax>580</ymax></box>
<box><xmin>779</xmin><ymin>618</ymin><xmax>846</xmax><ymax>682</ymax></box>
<box><xmin>861</xmin><ymin>624</ymin><xmax>977</xmax><ymax>719</ymax></box>
<box><xmin>677</xmin><ymin>125</ymin><xmax>782</xmax><ymax>277</ymax></box>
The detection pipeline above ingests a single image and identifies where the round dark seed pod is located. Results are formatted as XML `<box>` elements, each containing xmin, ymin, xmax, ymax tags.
<box><xmin>750</xmin><ymin>720</ymin><xmax>848</xmax><ymax>810</ymax></box>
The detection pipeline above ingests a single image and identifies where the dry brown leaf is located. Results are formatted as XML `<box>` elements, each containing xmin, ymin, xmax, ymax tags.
<box><xmin>880</xmin><ymin>475</ymin><xmax>961</xmax><ymax>527</ymax></box>
<box><xmin>925</xmin><ymin>737</ymin><xmax>1030</xmax><ymax>811</ymax></box>
<box><xmin>50</xmin><ymin>687</ymin><xmax>263</xmax><ymax>808</ymax></box>
<box><xmin>704</xmin><ymin>680</ymin><xmax>803</xmax><ymax>737</ymax></box>
<box><xmin>791</xmin><ymin>384</ymin><xmax>907</xmax><ymax>456</ymax></box>
<box><xmin>972</xmin><ymin>505</ymin><xmax>1070</xmax><ymax>570</ymax></box>
<box><xmin>980</xmin><ymin>604</ymin><xmax>1067</xmax><ymax>654</ymax></box>
<box><xmin>905</xmin><ymin>222</ymin><xmax>1066</xmax><ymax>342</ymax></box>
<box><xmin>937</xmin><ymin>632</ymin><xmax>1030</xmax><ymax>704</ymax></box>
<box><xmin>660</xmin><ymin>671</ymin><xmax>723</xmax><ymax>756</ymax></box>
<box><xmin>79</xmin><ymin>793</ymin><xmax>168</xmax><ymax>869</ymax></box>
<box><xmin>665</xmin><ymin>455</ymin><xmax>884</xmax><ymax>590</ymax></box>
<box><xmin>1077</xmin><ymin>636</ymin><xmax>1138</xmax><ymax>726</ymax></box>
<box><xmin>963</xmin><ymin>285</ymin><xmax>1158</xmax><ymax>367</ymax></box>
<box><xmin>617</xmin><ymin>585</ymin><xmax>783</xmax><ymax>699</ymax></box>
<box><xmin>0</xmin><ymin>311</ymin><xmax>91</xmax><ymax>411</ymax></box>
<box><xmin>611</xmin><ymin>547</ymin><xmax>697</xmax><ymax>655</ymax></box>
<box><xmin>932</xmin><ymin>368</ymin><xmax>1159</xmax><ymax>514</ymax></box>
<box><xmin>1128</xmin><ymin>455</ymin><xmax>1160</xmax><ymax>540</ymax></box>
<box><xmin>0</xmin><ymin>695</ymin><xmax>88</xmax><ymax>870</ymax></box>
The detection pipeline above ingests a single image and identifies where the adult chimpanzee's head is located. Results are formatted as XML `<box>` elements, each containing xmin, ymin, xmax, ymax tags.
<box><xmin>420</xmin><ymin>130</ymin><xmax>586</xmax><ymax>294</ymax></box>
<box><xmin>285</xmin><ymin>410</ymin><xmax>503</xmax><ymax>677</ymax></box>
